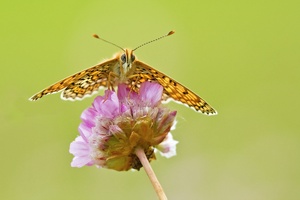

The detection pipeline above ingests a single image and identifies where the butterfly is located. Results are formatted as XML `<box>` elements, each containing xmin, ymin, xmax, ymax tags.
<box><xmin>29</xmin><ymin>31</ymin><xmax>217</xmax><ymax>115</ymax></box>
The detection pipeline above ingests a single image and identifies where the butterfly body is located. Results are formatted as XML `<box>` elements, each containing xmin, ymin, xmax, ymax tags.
<box><xmin>30</xmin><ymin>33</ymin><xmax>217</xmax><ymax>115</ymax></box>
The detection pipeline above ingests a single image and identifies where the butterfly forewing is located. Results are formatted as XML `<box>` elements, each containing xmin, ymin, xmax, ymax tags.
<box><xmin>30</xmin><ymin>57</ymin><xmax>119</xmax><ymax>101</ymax></box>
<box><xmin>132</xmin><ymin>60</ymin><xmax>217</xmax><ymax>115</ymax></box>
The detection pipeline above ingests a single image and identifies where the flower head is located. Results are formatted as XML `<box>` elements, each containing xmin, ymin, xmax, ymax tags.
<box><xmin>69</xmin><ymin>82</ymin><xmax>178</xmax><ymax>171</ymax></box>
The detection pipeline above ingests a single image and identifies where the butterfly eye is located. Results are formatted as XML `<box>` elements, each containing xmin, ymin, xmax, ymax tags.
<box><xmin>131</xmin><ymin>54</ymin><xmax>135</xmax><ymax>62</ymax></box>
<box><xmin>121</xmin><ymin>54</ymin><xmax>126</xmax><ymax>63</ymax></box>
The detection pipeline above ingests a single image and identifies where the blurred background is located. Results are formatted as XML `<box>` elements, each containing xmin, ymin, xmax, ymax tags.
<box><xmin>1</xmin><ymin>0</ymin><xmax>299</xmax><ymax>199</ymax></box>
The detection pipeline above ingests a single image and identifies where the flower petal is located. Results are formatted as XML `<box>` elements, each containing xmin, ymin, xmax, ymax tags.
<box><xmin>117</xmin><ymin>84</ymin><xmax>129</xmax><ymax>101</ymax></box>
<box><xmin>156</xmin><ymin>133</ymin><xmax>178</xmax><ymax>158</ymax></box>
<box><xmin>81</xmin><ymin>107</ymin><xmax>97</xmax><ymax>125</ymax></box>
<box><xmin>69</xmin><ymin>137</ymin><xmax>88</xmax><ymax>154</ymax></box>
<box><xmin>69</xmin><ymin>136</ymin><xmax>93</xmax><ymax>167</ymax></box>
<box><xmin>94</xmin><ymin>90</ymin><xmax>120</xmax><ymax>118</ymax></box>
<box><xmin>78</xmin><ymin>122</ymin><xmax>93</xmax><ymax>142</ymax></box>
<box><xmin>117</xmin><ymin>83</ymin><xmax>139</xmax><ymax>104</ymax></box>
<box><xmin>139</xmin><ymin>82</ymin><xmax>163</xmax><ymax>106</ymax></box>
<box><xmin>71</xmin><ymin>156</ymin><xmax>94</xmax><ymax>167</ymax></box>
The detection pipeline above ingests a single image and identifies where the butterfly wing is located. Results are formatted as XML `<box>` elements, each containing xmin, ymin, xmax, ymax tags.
<box><xmin>29</xmin><ymin>58</ymin><xmax>119</xmax><ymax>101</ymax></box>
<box><xmin>132</xmin><ymin>60</ymin><xmax>217</xmax><ymax>115</ymax></box>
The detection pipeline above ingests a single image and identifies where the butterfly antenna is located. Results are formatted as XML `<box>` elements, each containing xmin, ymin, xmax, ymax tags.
<box><xmin>93</xmin><ymin>34</ymin><xmax>125</xmax><ymax>52</ymax></box>
<box><xmin>133</xmin><ymin>30</ymin><xmax>175</xmax><ymax>51</ymax></box>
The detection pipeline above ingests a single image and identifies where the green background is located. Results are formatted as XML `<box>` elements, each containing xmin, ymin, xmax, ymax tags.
<box><xmin>1</xmin><ymin>0</ymin><xmax>299</xmax><ymax>199</ymax></box>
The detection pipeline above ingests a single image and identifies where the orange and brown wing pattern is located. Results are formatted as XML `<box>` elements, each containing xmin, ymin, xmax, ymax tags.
<box><xmin>133</xmin><ymin>60</ymin><xmax>217</xmax><ymax>115</ymax></box>
<box><xmin>61</xmin><ymin>65</ymin><xmax>111</xmax><ymax>100</ymax></box>
<box><xmin>29</xmin><ymin>58</ymin><xmax>118</xmax><ymax>101</ymax></box>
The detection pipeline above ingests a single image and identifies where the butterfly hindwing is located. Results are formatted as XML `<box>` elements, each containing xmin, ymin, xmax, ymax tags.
<box><xmin>62</xmin><ymin>72</ymin><xmax>109</xmax><ymax>100</ymax></box>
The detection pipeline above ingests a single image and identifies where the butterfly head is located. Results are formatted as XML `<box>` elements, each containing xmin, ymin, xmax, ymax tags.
<box><xmin>93</xmin><ymin>31</ymin><xmax>174</xmax><ymax>77</ymax></box>
<box><xmin>119</xmin><ymin>49</ymin><xmax>136</xmax><ymax>74</ymax></box>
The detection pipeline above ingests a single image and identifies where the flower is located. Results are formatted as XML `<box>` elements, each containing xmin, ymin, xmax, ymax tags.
<box><xmin>69</xmin><ymin>82</ymin><xmax>178</xmax><ymax>171</ymax></box>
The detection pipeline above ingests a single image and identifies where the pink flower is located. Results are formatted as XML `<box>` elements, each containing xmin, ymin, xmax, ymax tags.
<box><xmin>69</xmin><ymin>82</ymin><xmax>178</xmax><ymax>171</ymax></box>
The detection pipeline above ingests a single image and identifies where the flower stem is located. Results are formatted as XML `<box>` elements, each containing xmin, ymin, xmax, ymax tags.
<box><xmin>135</xmin><ymin>147</ymin><xmax>168</xmax><ymax>200</ymax></box>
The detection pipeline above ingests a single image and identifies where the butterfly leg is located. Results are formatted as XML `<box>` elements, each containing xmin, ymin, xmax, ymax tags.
<box><xmin>127</xmin><ymin>74</ymin><xmax>142</xmax><ymax>97</ymax></box>
<box><xmin>107</xmin><ymin>71</ymin><xmax>119</xmax><ymax>91</ymax></box>
<box><xmin>102</xmin><ymin>71</ymin><xmax>119</xmax><ymax>102</ymax></box>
